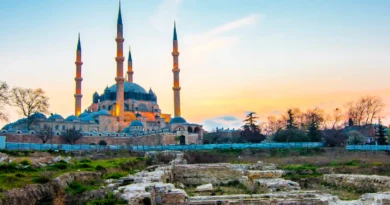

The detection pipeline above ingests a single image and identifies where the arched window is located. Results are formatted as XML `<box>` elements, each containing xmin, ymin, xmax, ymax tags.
<box><xmin>62</xmin><ymin>125</ymin><xmax>66</xmax><ymax>131</ymax></box>
<box><xmin>187</xmin><ymin>127</ymin><xmax>193</xmax><ymax>133</ymax></box>
<box><xmin>55</xmin><ymin>125</ymin><xmax>59</xmax><ymax>130</ymax></box>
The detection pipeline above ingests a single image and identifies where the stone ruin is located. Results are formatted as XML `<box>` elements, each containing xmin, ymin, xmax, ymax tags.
<box><xmin>102</xmin><ymin>151</ymin><xmax>390</xmax><ymax>204</ymax></box>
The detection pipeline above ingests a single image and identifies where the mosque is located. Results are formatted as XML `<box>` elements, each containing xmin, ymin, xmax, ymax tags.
<box><xmin>2</xmin><ymin>4</ymin><xmax>203</xmax><ymax>141</ymax></box>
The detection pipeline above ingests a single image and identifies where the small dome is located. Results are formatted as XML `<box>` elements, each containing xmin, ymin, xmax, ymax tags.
<box><xmin>122</xmin><ymin>127</ymin><xmax>130</xmax><ymax>133</ymax></box>
<box><xmin>170</xmin><ymin>116</ymin><xmax>187</xmax><ymax>124</ymax></box>
<box><xmin>30</xmin><ymin>112</ymin><xmax>46</xmax><ymax>120</ymax></box>
<box><xmin>96</xmin><ymin>110</ymin><xmax>111</xmax><ymax>116</ymax></box>
<box><xmin>136</xmin><ymin>113</ymin><xmax>142</xmax><ymax>117</ymax></box>
<box><xmin>93</xmin><ymin>92</ymin><xmax>99</xmax><ymax>96</ymax></box>
<box><xmin>78</xmin><ymin>111</ymin><xmax>90</xmax><ymax>118</ymax></box>
<box><xmin>48</xmin><ymin>114</ymin><xmax>64</xmax><ymax>120</ymax></box>
<box><xmin>65</xmin><ymin>115</ymin><xmax>79</xmax><ymax>121</ymax></box>
<box><xmin>130</xmin><ymin>120</ymin><xmax>144</xmax><ymax>127</ymax></box>
<box><xmin>81</xmin><ymin>116</ymin><xmax>94</xmax><ymax>122</ymax></box>
<box><xmin>16</xmin><ymin>118</ymin><xmax>28</xmax><ymax>124</ymax></box>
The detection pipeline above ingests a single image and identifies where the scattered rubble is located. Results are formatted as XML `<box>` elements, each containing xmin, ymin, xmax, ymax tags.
<box><xmin>196</xmin><ymin>184</ymin><xmax>213</xmax><ymax>192</ymax></box>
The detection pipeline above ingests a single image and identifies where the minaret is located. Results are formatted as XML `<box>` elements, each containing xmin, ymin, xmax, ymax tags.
<box><xmin>127</xmin><ymin>47</ymin><xmax>133</xmax><ymax>82</ymax></box>
<box><xmin>172</xmin><ymin>22</ymin><xmax>181</xmax><ymax>117</ymax></box>
<box><xmin>115</xmin><ymin>2</ymin><xmax>125</xmax><ymax>121</ymax></box>
<box><xmin>74</xmin><ymin>33</ymin><xmax>83</xmax><ymax>117</ymax></box>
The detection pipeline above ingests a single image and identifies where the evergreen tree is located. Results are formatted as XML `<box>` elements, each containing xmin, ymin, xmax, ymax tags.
<box><xmin>286</xmin><ymin>109</ymin><xmax>298</xmax><ymax>129</ymax></box>
<box><xmin>307</xmin><ymin>119</ymin><xmax>322</xmax><ymax>142</ymax></box>
<box><xmin>376</xmin><ymin>119</ymin><xmax>388</xmax><ymax>145</ymax></box>
<box><xmin>240</xmin><ymin>112</ymin><xmax>265</xmax><ymax>143</ymax></box>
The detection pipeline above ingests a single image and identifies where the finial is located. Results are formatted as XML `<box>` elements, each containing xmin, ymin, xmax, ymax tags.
<box><xmin>128</xmin><ymin>46</ymin><xmax>132</xmax><ymax>62</ymax></box>
<box><xmin>117</xmin><ymin>1</ymin><xmax>123</xmax><ymax>25</ymax></box>
<box><xmin>173</xmin><ymin>21</ymin><xmax>177</xmax><ymax>41</ymax></box>
<box><xmin>77</xmin><ymin>33</ymin><xmax>81</xmax><ymax>51</ymax></box>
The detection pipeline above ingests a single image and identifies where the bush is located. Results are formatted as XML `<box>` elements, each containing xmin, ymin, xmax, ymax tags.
<box><xmin>19</xmin><ymin>160</ymin><xmax>32</xmax><ymax>166</ymax></box>
<box><xmin>32</xmin><ymin>171</ymin><xmax>54</xmax><ymax>184</ymax></box>
<box><xmin>98</xmin><ymin>140</ymin><xmax>107</xmax><ymax>146</ymax></box>
<box><xmin>103</xmin><ymin>172</ymin><xmax>126</xmax><ymax>179</ymax></box>
<box><xmin>322</xmin><ymin>129</ymin><xmax>348</xmax><ymax>147</ymax></box>
<box><xmin>95</xmin><ymin>165</ymin><xmax>106</xmax><ymax>171</ymax></box>
<box><xmin>65</xmin><ymin>181</ymin><xmax>95</xmax><ymax>195</ymax></box>
<box><xmin>51</xmin><ymin>161</ymin><xmax>68</xmax><ymax>170</ymax></box>
<box><xmin>273</xmin><ymin>129</ymin><xmax>310</xmax><ymax>142</ymax></box>
<box><xmin>347</xmin><ymin>130</ymin><xmax>366</xmax><ymax>145</ymax></box>
<box><xmin>87</xmin><ymin>192</ymin><xmax>127</xmax><ymax>205</ymax></box>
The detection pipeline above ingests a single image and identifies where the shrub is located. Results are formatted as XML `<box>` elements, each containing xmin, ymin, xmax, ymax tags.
<box><xmin>95</xmin><ymin>165</ymin><xmax>106</xmax><ymax>171</ymax></box>
<box><xmin>87</xmin><ymin>192</ymin><xmax>127</xmax><ymax>205</ymax></box>
<box><xmin>347</xmin><ymin>130</ymin><xmax>366</xmax><ymax>145</ymax></box>
<box><xmin>65</xmin><ymin>181</ymin><xmax>91</xmax><ymax>195</ymax></box>
<box><xmin>103</xmin><ymin>172</ymin><xmax>126</xmax><ymax>179</ymax></box>
<box><xmin>80</xmin><ymin>159</ymin><xmax>92</xmax><ymax>163</ymax></box>
<box><xmin>98</xmin><ymin>140</ymin><xmax>107</xmax><ymax>146</ymax></box>
<box><xmin>19</xmin><ymin>160</ymin><xmax>32</xmax><ymax>166</ymax></box>
<box><xmin>273</xmin><ymin>129</ymin><xmax>310</xmax><ymax>142</ymax></box>
<box><xmin>51</xmin><ymin>161</ymin><xmax>68</xmax><ymax>170</ymax></box>
<box><xmin>32</xmin><ymin>171</ymin><xmax>54</xmax><ymax>184</ymax></box>
<box><xmin>322</xmin><ymin>129</ymin><xmax>348</xmax><ymax>147</ymax></box>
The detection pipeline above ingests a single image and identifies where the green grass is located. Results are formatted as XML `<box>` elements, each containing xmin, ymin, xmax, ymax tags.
<box><xmin>103</xmin><ymin>172</ymin><xmax>127</xmax><ymax>179</ymax></box>
<box><xmin>0</xmin><ymin>156</ymin><xmax>145</xmax><ymax>192</ymax></box>
<box><xmin>65</xmin><ymin>181</ymin><xmax>100</xmax><ymax>195</ymax></box>
<box><xmin>87</xmin><ymin>192</ymin><xmax>127</xmax><ymax>205</ymax></box>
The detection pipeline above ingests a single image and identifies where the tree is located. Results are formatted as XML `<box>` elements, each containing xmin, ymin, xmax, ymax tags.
<box><xmin>61</xmin><ymin>128</ymin><xmax>83</xmax><ymax>144</ymax></box>
<box><xmin>9</xmin><ymin>87</ymin><xmax>49</xmax><ymax>129</ymax></box>
<box><xmin>345</xmin><ymin>96</ymin><xmax>385</xmax><ymax>126</ymax></box>
<box><xmin>35</xmin><ymin>126</ymin><xmax>54</xmax><ymax>144</ymax></box>
<box><xmin>98</xmin><ymin>140</ymin><xmax>107</xmax><ymax>146</ymax></box>
<box><xmin>240</xmin><ymin>112</ymin><xmax>265</xmax><ymax>143</ymax></box>
<box><xmin>375</xmin><ymin>119</ymin><xmax>388</xmax><ymax>145</ymax></box>
<box><xmin>273</xmin><ymin>129</ymin><xmax>309</xmax><ymax>142</ymax></box>
<box><xmin>0</xmin><ymin>81</ymin><xmax>9</xmax><ymax>121</ymax></box>
<box><xmin>286</xmin><ymin>109</ymin><xmax>298</xmax><ymax>129</ymax></box>
<box><xmin>322</xmin><ymin>129</ymin><xmax>348</xmax><ymax>147</ymax></box>
<box><xmin>347</xmin><ymin>130</ymin><xmax>366</xmax><ymax>145</ymax></box>
<box><xmin>304</xmin><ymin>108</ymin><xmax>324</xmax><ymax>142</ymax></box>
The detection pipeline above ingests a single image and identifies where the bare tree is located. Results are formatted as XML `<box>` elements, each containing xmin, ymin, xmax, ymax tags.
<box><xmin>61</xmin><ymin>128</ymin><xmax>83</xmax><ymax>144</ymax></box>
<box><xmin>345</xmin><ymin>95</ymin><xmax>385</xmax><ymax>126</ymax></box>
<box><xmin>331</xmin><ymin>108</ymin><xmax>343</xmax><ymax>129</ymax></box>
<box><xmin>35</xmin><ymin>126</ymin><xmax>54</xmax><ymax>144</ymax></box>
<box><xmin>9</xmin><ymin>87</ymin><xmax>49</xmax><ymax>129</ymax></box>
<box><xmin>0</xmin><ymin>81</ymin><xmax>9</xmax><ymax>121</ymax></box>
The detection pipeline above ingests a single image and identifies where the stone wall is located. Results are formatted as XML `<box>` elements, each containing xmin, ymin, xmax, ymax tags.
<box><xmin>3</xmin><ymin>133</ymin><xmax>179</xmax><ymax>146</ymax></box>
<box><xmin>323</xmin><ymin>174</ymin><xmax>390</xmax><ymax>192</ymax></box>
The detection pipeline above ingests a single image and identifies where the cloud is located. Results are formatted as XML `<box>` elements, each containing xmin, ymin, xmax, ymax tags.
<box><xmin>150</xmin><ymin>0</ymin><xmax>182</xmax><ymax>31</ymax></box>
<box><xmin>202</xmin><ymin>115</ymin><xmax>242</xmax><ymax>131</ymax></box>
<box><xmin>182</xmin><ymin>14</ymin><xmax>262</xmax><ymax>54</ymax></box>
<box><xmin>217</xmin><ymin>115</ymin><xmax>238</xmax><ymax>121</ymax></box>
<box><xmin>206</xmin><ymin>14</ymin><xmax>260</xmax><ymax>38</ymax></box>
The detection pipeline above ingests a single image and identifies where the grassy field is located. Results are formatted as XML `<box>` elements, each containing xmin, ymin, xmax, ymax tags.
<box><xmin>0</xmin><ymin>154</ymin><xmax>146</xmax><ymax>192</ymax></box>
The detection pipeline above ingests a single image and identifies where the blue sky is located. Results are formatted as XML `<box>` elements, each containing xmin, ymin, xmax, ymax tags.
<box><xmin>1</xmin><ymin>0</ymin><xmax>390</xmax><ymax>131</ymax></box>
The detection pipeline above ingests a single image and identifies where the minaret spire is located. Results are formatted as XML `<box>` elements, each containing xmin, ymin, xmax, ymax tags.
<box><xmin>172</xmin><ymin>21</ymin><xmax>181</xmax><ymax>117</ymax></box>
<box><xmin>74</xmin><ymin>33</ymin><xmax>83</xmax><ymax>116</ymax></box>
<box><xmin>127</xmin><ymin>46</ymin><xmax>133</xmax><ymax>82</ymax></box>
<box><xmin>115</xmin><ymin>1</ymin><xmax>125</xmax><ymax>126</ymax></box>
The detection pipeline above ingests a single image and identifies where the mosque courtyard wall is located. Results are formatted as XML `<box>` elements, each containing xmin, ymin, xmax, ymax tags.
<box><xmin>2</xmin><ymin>132</ymin><xmax>201</xmax><ymax>146</ymax></box>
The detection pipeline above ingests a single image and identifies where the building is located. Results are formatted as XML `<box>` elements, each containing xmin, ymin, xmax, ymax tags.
<box><xmin>1</xmin><ymin>4</ymin><xmax>203</xmax><ymax>144</ymax></box>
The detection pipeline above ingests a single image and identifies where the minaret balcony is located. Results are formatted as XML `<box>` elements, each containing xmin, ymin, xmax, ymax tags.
<box><xmin>171</xmin><ymin>52</ymin><xmax>180</xmax><ymax>56</ymax></box>
<box><xmin>74</xmin><ymin>77</ymin><xmax>83</xmax><ymax>81</ymax></box>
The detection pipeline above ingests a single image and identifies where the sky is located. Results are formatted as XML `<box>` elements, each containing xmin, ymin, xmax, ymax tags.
<box><xmin>1</xmin><ymin>0</ymin><xmax>390</xmax><ymax>131</ymax></box>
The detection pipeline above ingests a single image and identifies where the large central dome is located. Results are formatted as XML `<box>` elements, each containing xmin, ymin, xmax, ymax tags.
<box><xmin>108</xmin><ymin>82</ymin><xmax>147</xmax><ymax>93</ymax></box>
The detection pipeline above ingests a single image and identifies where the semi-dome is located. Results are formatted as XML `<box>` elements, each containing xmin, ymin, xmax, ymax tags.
<box><xmin>170</xmin><ymin>116</ymin><xmax>187</xmax><ymax>124</ymax></box>
<box><xmin>48</xmin><ymin>114</ymin><xmax>64</xmax><ymax>120</ymax></box>
<box><xmin>65</xmin><ymin>115</ymin><xmax>79</xmax><ymax>121</ymax></box>
<box><xmin>96</xmin><ymin>110</ymin><xmax>111</xmax><ymax>116</ymax></box>
<box><xmin>108</xmin><ymin>82</ymin><xmax>147</xmax><ymax>93</ymax></box>
<box><xmin>30</xmin><ymin>112</ymin><xmax>46</xmax><ymax>120</ymax></box>
<box><xmin>130</xmin><ymin>120</ymin><xmax>144</xmax><ymax>127</ymax></box>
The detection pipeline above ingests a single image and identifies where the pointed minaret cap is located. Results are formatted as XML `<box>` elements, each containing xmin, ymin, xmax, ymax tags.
<box><xmin>128</xmin><ymin>46</ymin><xmax>132</xmax><ymax>62</ymax></box>
<box><xmin>173</xmin><ymin>21</ymin><xmax>177</xmax><ymax>41</ymax></box>
<box><xmin>117</xmin><ymin>1</ymin><xmax>123</xmax><ymax>25</ymax></box>
<box><xmin>77</xmin><ymin>33</ymin><xmax>81</xmax><ymax>51</ymax></box>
